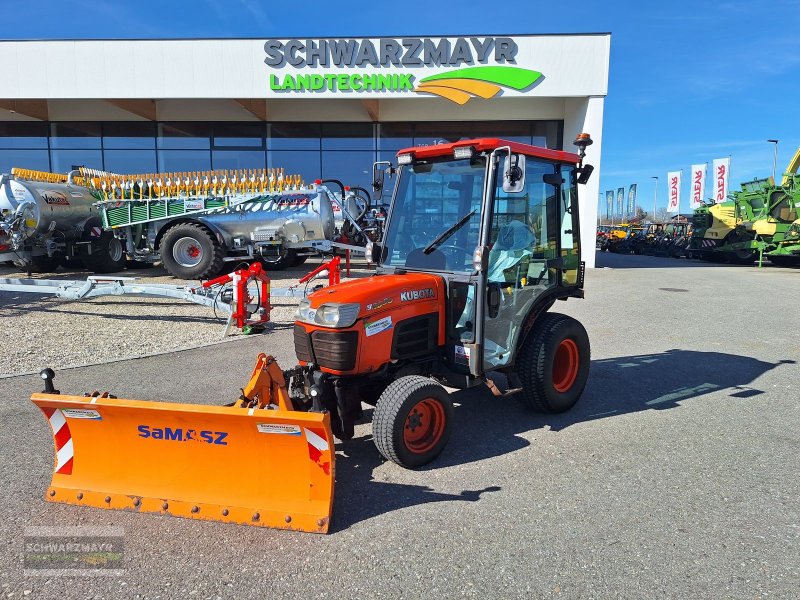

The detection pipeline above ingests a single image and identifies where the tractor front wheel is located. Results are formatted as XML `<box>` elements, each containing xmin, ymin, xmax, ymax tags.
<box><xmin>372</xmin><ymin>375</ymin><xmax>453</xmax><ymax>469</ymax></box>
<box><xmin>515</xmin><ymin>313</ymin><xmax>590</xmax><ymax>413</ymax></box>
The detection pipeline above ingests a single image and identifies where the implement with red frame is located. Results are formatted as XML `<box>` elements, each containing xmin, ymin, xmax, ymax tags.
<box><xmin>31</xmin><ymin>135</ymin><xmax>595</xmax><ymax>533</ymax></box>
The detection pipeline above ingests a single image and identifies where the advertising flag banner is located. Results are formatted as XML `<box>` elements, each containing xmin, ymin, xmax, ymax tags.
<box><xmin>616</xmin><ymin>188</ymin><xmax>625</xmax><ymax>216</ymax></box>
<box><xmin>628</xmin><ymin>184</ymin><xmax>637</xmax><ymax>215</ymax></box>
<box><xmin>667</xmin><ymin>171</ymin><xmax>681</xmax><ymax>213</ymax></box>
<box><xmin>606</xmin><ymin>190</ymin><xmax>614</xmax><ymax>218</ymax></box>
<box><xmin>712</xmin><ymin>157</ymin><xmax>730</xmax><ymax>203</ymax></box>
<box><xmin>690</xmin><ymin>164</ymin><xmax>707</xmax><ymax>209</ymax></box>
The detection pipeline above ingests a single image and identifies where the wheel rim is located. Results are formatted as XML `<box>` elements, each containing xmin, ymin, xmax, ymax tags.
<box><xmin>403</xmin><ymin>398</ymin><xmax>446</xmax><ymax>454</ymax></box>
<box><xmin>108</xmin><ymin>237</ymin><xmax>124</xmax><ymax>262</ymax></box>
<box><xmin>172</xmin><ymin>237</ymin><xmax>203</xmax><ymax>267</ymax></box>
<box><xmin>553</xmin><ymin>338</ymin><xmax>580</xmax><ymax>393</ymax></box>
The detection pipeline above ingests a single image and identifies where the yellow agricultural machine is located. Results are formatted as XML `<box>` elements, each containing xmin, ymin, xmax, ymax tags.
<box><xmin>31</xmin><ymin>134</ymin><xmax>595</xmax><ymax>533</ymax></box>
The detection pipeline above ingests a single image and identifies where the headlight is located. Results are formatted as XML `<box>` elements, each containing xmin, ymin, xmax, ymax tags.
<box><xmin>295</xmin><ymin>300</ymin><xmax>360</xmax><ymax>328</ymax></box>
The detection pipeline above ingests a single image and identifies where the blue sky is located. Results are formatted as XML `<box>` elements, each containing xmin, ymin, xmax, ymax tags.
<box><xmin>3</xmin><ymin>0</ymin><xmax>799</xmax><ymax>210</ymax></box>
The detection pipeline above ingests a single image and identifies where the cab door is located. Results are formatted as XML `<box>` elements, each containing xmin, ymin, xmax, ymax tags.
<box><xmin>477</xmin><ymin>155</ymin><xmax>578</xmax><ymax>372</ymax></box>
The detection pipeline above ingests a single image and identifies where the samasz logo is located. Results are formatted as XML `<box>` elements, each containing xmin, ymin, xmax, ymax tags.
<box><xmin>400</xmin><ymin>288</ymin><xmax>435</xmax><ymax>302</ymax></box>
<box><xmin>137</xmin><ymin>425</ymin><xmax>228</xmax><ymax>445</ymax></box>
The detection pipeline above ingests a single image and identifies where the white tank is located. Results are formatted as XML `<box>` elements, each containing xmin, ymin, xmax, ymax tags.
<box><xmin>201</xmin><ymin>188</ymin><xmax>336</xmax><ymax>245</ymax></box>
<box><xmin>0</xmin><ymin>174</ymin><xmax>99</xmax><ymax>239</ymax></box>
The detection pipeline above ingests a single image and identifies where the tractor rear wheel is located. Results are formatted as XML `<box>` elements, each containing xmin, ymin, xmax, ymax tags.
<box><xmin>160</xmin><ymin>223</ymin><xmax>225</xmax><ymax>280</ymax></box>
<box><xmin>515</xmin><ymin>313</ymin><xmax>590</xmax><ymax>413</ymax></box>
<box><xmin>373</xmin><ymin>375</ymin><xmax>453</xmax><ymax>469</ymax></box>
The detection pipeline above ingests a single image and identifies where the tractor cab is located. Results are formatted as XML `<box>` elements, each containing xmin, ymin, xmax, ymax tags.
<box><xmin>369</xmin><ymin>137</ymin><xmax>590</xmax><ymax>377</ymax></box>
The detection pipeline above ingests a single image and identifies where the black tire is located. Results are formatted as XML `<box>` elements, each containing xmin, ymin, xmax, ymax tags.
<box><xmin>82</xmin><ymin>232</ymin><xmax>126</xmax><ymax>273</ymax></box>
<box><xmin>515</xmin><ymin>312</ymin><xmax>590</xmax><ymax>413</ymax></box>
<box><xmin>160</xmin><ymin>223</ymin><xmax>225</xmax><ymax>279</ymax></box>
<box><xmin>29</xmin><ymin>254</ymin><xmax>61</xmax><ymax>273</ymax></box>
<box><xmin>372</xmin><ymin>375</ymin><xmax>453</xmax><ymax>469</ymax></box>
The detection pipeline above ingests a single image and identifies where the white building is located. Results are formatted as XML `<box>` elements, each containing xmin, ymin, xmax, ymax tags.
<box><xmin>0</xmin><ymin>34</ymin><xmax>609</xmax><ymax>265</ymax></box>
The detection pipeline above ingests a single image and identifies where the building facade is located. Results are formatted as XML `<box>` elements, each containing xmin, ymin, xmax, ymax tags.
<box><xmin>0</xmin><ymin>34</ymin><xmax>609</xmax><ymax>266</ymax></box>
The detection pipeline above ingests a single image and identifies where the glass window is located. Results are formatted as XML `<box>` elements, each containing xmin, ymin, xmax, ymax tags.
<box><xmin>268</xmin><ymin>123</ymin><xmax>321</xmax><ymax>150</ymax></box>
<box><xmin>213</xmin><ymin>123</ymin><xmax>265</xmax><ymax>148</ymax></box>
<box><xmin>50</xmin><ymin>149</ymin><xmax>103</xmax><ymax>172</ymax></box>
<box><xmin>532</xmin><ymin>121</ymin><xmax>562</xmax><ymax>149</ymax></box>
<box><xmin>103</xmin><ymin>122</ymin><xmax>156</xmax><ymax>149</ymax></box>
<box><xmin>483</xmin><ymin>157</ymin><xmax>563</xmax><ymax>369</ymax></box>
<box><xmin>157</xmin><ymin>123</ymin><xmax>211</xmax><ymax>149</ymax></box>
<box><xmin>321</xmin><ymin>123</ymin><xmax>374</xmax><ymax>150</ymax></box>
<box><xmin>383</xmin><ymin>157</ymin><xmax>486</xmax><ymax>273</ymax></box>
<box><xmin>378</xmin><ymin>123</ymin><xmax>414</xmax><ymax>151</ymax></box>
<box><xmin>212</xmin><ymin>150</ymin><xmax>267</xmax><ymax>170</ymax></box>
<box><xmin>50</xmin><ymin>122</ymin><xmax>102</xmax><ymax>149</ymax></box>
<box><xmin>0</xmin><ymin>149</ymin><xmax>50</xmax><ymax>173</ymax></box>
<box><xmin>103</xmin><ymin>149</ymin><xmax>157</xmax><ymax>174</ymax></box>
<box><xmin>157</xmin><ymin>149</ymin><xmax>211</xmax><ymax>172</ymax></box>
<box><xmin>268</xmin><ymin>150</ymin><xmax>321</xmax><ymax>187</ymax></box>
<box><xmin>0</xmin><ymin>122</ymin><xmax>49</xmax><ymax>149</ymax></box>
<box><xmin>321</xmin><ymin>151</ymin><xmax>375</xmax><ymax>190</ymax></box>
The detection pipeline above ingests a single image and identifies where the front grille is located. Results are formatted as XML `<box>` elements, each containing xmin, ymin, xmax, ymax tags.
<box><xmin>310</xmin><ymin>330</ymin><xmax>359</xmax><ymax>371</ymax></box>
<box><xmin>294</xmin><ymin>324</ymin><xmax>313</xmax><ymax>363</ymax></box>
<box><xmin>392</xmin><ymin>313</ymin><xmax>438</xmax><ymax>359</ymax></box>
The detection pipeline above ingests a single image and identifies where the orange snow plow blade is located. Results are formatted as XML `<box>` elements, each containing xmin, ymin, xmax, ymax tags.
<box><xmin>31</xmin><ymin>393</ymin><xmax>335</xmax><ymax>533</ymax></box>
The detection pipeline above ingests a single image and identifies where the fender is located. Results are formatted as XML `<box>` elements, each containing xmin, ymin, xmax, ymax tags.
<box><xmin>153</xmin><ymin>217</ymin><xmax>229</xmax><ymax>251</ymax></box>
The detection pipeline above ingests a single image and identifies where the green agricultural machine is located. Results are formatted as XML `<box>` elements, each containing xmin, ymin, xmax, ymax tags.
<box><xmin>689</xmin><ymin>147</ymin><xmax>800</xmax><ymax>266</ymax></box>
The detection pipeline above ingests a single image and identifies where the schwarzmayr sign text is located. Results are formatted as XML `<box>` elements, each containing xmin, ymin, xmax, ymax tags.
<box><xmin>263</xmin><ymin>37</ymin><xmax>543</xmax><ymax>105</ymax></box>
<box><xmin>264</xmin><ymin>37</ymin><xmax>519</xmax><ymax>68</ymax></box>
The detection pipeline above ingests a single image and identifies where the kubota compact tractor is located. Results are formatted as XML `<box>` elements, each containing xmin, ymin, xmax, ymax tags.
<box><xmin>31</xmin><ymin>135</ymin><xmax>595</xmax><ymax>533</ymax></box>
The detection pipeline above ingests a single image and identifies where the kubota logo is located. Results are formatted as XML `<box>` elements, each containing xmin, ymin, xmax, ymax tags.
<box><xmin>400</xmin><ymin>288</ymin><xmax>435</xmax><ymax>302</ymax></box>
<box><xmin>137</xmin><ymin>425</ymin><xmax>228</xmax><ymax>445</ymax></box>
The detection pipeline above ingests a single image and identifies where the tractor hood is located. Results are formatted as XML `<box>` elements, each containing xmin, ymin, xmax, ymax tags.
<box><xmin>306</xmin><ymin>273</ymin><xmax>446</xmax><ymax>318</ymax></box>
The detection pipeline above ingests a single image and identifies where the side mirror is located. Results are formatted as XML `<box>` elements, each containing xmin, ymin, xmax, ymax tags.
<box><xmin>502</xmin><ymin>154</ymin><xmax>525</xmax><ymax>193</ymax></box>
<box><xmin>575</xmin><ymin>164</ymin><xmax>594</xmax><ymax>185</ymax></box>
<box><xmin>372</xmin><ymin>161</ymin><xmax>393</xmax><ymax>201</ymax></box>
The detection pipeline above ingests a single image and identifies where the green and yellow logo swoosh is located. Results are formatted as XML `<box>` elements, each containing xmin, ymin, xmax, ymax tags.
<box><xmin>414</xmin><ymin>66</ymin><xmax>543</xmax><ymax>105</ymax></box>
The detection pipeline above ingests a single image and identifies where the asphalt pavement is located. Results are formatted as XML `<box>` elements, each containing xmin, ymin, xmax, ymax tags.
<box><xmin>1</xmin><ymin>252</ymin><xmax>798</xmax><ymax>599</ymax></box>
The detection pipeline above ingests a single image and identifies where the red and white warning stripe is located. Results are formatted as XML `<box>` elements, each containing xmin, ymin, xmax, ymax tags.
<box><xmin>304</xmin><ymin>427</ymin><xmax>331</xmax><ymax>474</ymax></box>
<box><xmin>40</xmin><ymin>408</ymin><xmax>74</xmax><ymax>475</ymax></box>
<box><xmin>90</xmin><ymin>226</ymin><xmax>103</xmax><ymax>238</ymax></box>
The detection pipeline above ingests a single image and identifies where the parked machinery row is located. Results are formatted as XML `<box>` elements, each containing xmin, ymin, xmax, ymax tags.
<box><xmin>1</xmin><ymin>167</ymin><xmax>383</xmax><ymax>279</ymax></box>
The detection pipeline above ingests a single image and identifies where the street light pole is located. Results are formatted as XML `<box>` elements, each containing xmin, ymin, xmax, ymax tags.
<box><xmin>767</xmin><ymin>139</ymin><xmax>779</xmax><ymax>183</ymax></box>
<box><xmin>651</xmin><ymin>176</ymin><xmax>658</xmax><ymax>223</ymax></box>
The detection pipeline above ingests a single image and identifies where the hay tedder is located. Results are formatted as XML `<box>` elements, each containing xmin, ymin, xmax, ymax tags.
<box><xmin>31</xmin><ymin>135</ymin><xmax>595</xmax><ymax>533</ymax></box>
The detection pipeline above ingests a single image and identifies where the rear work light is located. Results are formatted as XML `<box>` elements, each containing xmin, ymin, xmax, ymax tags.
<box><xmin>397</xmin><ymin>153</ymin><xmax>414</xmax><ymax>165</ymax></box>
<box><xmin>453</xmin><ymin>146</ymin><xmax>474</xmax><ymax>160</ymax></box>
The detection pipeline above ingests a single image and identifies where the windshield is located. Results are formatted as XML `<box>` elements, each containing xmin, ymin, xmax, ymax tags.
<box><xmin>383</xmin><ymin>157</ymin><xmax>486</xmax><ymax>273</ymax></box>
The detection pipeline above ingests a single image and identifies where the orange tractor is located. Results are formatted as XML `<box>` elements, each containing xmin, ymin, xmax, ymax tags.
<box><xmin>32</xmin><ymin>135</ymin><xmax>595</xmax><ymax>533</ymax></box>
